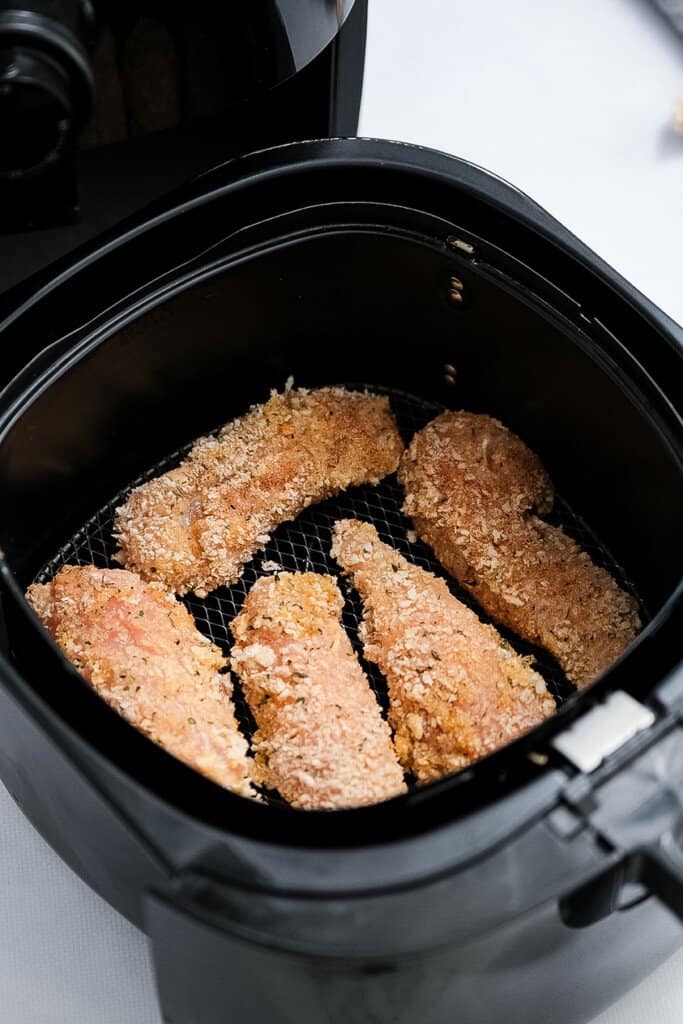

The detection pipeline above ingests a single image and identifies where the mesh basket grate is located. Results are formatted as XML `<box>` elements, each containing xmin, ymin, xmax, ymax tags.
<box><xmin>36</xmin><ymin>387</ymin><xmax>643</xmax><ymax>802</ymax></box>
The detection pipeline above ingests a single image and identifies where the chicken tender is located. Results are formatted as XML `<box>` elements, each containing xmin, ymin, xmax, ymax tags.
<box><xmin>27</xmin><ymin>566</ymin><xmax>254</xmax><ymax>797</ymax></box>
<box><xmin>398</xmin><ymin>412</ymin><xmax>641</xmax><ymax>687</ymax></box>
<box><xmin>114</xmin><ymin>386</ymin><xmax>404</xmax><ymax>597</ymax></box>
<box><xmin>230</xmin><ymin>572</ymin><xmax>406</xmax><ymax>809</ymax></box>
<box><xmin>331</xmin><ymin>519</ymin><xmax>554</xmax><ymax>782</ymax></box>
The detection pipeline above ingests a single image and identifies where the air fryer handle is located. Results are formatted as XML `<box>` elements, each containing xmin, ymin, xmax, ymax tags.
<box><xmin>640</xmin><ymin>832</ymin><xmax>683</xmax><ymax>921</ymax></box>
<box><xmin>560</xmin><ymin>725</ymin><xmax>683</xmax><ymax>928</ymax></box>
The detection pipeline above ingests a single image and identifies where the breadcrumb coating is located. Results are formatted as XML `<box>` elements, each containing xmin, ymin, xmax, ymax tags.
<box><xmin>331</xmin><ymin>519</ymin><xmax>554</xmax><ymax>782</ymax></box>
<box><xmin>398</xmin><ymin>412</ymin><xmax>641</xmax><ymax>686</ymax></box>
<box><xmin>114</xmin><ymin>387</ymin><xmax>404</xmax><ymax>596</ymax></box>
<box><xmin>27</xmin><ymin>565</ymin><xmax>254</xmax><ymax>797</ymax></box>
<box><xmin>230</xmin><ymin>572</ymin><xmax>406</xmax><ymax>809</ymax></box>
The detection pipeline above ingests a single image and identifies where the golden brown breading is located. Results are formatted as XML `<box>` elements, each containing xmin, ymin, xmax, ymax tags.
<box><xmin>331</xmin><ymin>519</ymin><xmax>554</xmax><ymax>782</ymax></box>
<box><xmin>230</xmin><ymin>572</ymin><xmax>406</xmax><ymax>809</ymax></box>
<box><xmin>398</xmin><ymin>411</ymin><xmax>641</xmax><ymax>687</ymax></box>
<box><xmin>114</xmin><ymin>386</ymin><xmax>404</xmax><ymax>597</ymax></box>
<box><xmin>27</xmin><ymin>566</ymin><xmax>254</xmax><ymax>797</ymax></box>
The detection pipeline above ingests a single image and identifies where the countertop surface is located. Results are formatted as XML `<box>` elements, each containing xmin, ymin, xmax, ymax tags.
<box><xmin>1</xmin><ymin>1</ymin><xmax>681</xmax><ymax>1022</ymax></box>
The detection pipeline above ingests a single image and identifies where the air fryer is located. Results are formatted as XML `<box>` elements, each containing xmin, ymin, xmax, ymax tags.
<box><xmin>0</xmin><ymin>139</ymin><xmax>680</xmax><ymax>1024</ymax></box>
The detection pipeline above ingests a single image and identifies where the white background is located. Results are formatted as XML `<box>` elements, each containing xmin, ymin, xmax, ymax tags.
<box><xmin>1</xmin><ymin>1</ymin><xmax>681</xmax><ymax>1021</ymax></box>
<box><xmin>362</xmin><ymin>0</ymin><xmax>683</xmax><ymax>326</ymax></box>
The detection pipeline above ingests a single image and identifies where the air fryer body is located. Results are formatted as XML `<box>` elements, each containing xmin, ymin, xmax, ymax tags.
<box><xmin>0</xmin><ymin>140</ymin><xmax>680</xmax><ymax>1024</ymax></box>
<box><xmin>0</xmin><ymin>653</ymin><xmax>680</xmax><ymax>1024</ymax></box>
<box><xmin>0</xmin><ymin>0</ymin><xmax>368</xmax><ymax>287</ymax></box>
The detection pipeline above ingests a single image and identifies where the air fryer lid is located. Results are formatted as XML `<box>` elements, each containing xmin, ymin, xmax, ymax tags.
<box><xmin>0</xmin><ymin>140</ymin><xmax>680</xmax><ymax>869</ymax></box>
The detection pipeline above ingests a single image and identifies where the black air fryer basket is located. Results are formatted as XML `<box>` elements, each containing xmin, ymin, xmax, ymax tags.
<box><xmin>0</xmin><ymin>139</ymin><xmax>680</xmax><ymax>1024</ymax></box>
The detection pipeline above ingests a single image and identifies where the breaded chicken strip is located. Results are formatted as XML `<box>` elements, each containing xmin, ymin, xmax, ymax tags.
<box><xmin>398</xmin><ymin>412</ymin><xmax>641</xmax><ymax>687</ymax></box>
<box><xmin>27</xmin><ymin>566</ymin><xmax>254</xmax><ymax>797</ymax></box>
<box><xmin>331</xmin><ymin>520</ymin><xmax>554</xmax><ymax>782</ymax></box>
<box><xmin>115</xmin><ymin>387</ymin><xmax>404</xmax><ymax>597</ymax></box>
<box><xmin>230</xmin><ymin>572</ymin><xmax>406</xmax><ymax>809</ymax></box>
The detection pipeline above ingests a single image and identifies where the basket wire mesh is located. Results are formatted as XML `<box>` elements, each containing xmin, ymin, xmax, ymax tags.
<box><xmin>36</xmin><ymin>387</ymin><xmax>643</xmax><ymax>802</ymax></box>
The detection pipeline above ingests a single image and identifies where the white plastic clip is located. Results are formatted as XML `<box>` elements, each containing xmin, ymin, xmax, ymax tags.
<box><xmin>552</xmin><ymin>690</ymin><xmax>655</xmax><ymax>773</ymax></box>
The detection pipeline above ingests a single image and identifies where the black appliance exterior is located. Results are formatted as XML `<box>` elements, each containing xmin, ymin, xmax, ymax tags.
<box><xmin>0</xmin><ymin>0</ymin><xmax>367</xmax><ymax>284</ymax></box>
<box><xmin>0</xmin><ymin>139</ymin><xmax>680</xmax><ymax>1024</ymax></box>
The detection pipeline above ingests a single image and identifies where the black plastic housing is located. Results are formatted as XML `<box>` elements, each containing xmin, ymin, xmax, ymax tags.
<box><xmin>0</xmin><ymin>0</ymin><xmax>368</xmax><ymax>271</ymax></box>
<box><xmin>0</xmin><ymin>139</ymin><xmax>680</xmax><ymax>1024</ymax></box>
